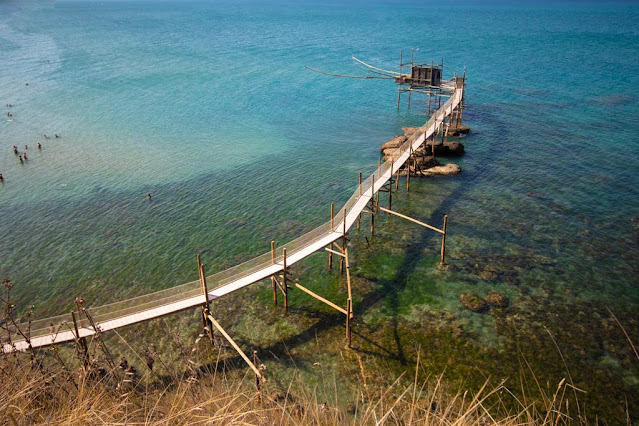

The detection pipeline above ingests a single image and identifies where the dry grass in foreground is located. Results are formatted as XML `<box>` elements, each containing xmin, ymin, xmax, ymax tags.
<box><xmin>0</xmin><ymin>339</ymin><xmax>597</xmax><ymax>425</ymax></box>
<box><xmin>2</xmin><ymin>278</ymin><xmax>637</xmax><ymax>425</ymax></box>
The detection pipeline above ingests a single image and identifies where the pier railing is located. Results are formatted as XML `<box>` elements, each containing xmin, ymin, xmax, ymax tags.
<box><xmin>3</xmin><ymin>80</ymin><xmax>464</xmax><ymax>351</ymax></box>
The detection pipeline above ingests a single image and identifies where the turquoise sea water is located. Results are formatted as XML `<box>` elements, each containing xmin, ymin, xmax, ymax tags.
<box><xmin>1</xmin><ymin>0</ymin><xmax>639</xmax><ymax>420</ymax></box>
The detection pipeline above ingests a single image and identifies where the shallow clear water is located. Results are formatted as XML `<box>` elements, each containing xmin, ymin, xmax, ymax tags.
<box><xmin>1</xmin><ymin>0</ymin><xmax>639</xmax><ymax>418</ymax></box>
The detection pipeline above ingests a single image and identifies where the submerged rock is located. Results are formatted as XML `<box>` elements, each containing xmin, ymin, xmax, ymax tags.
<box><xmin>460</xmin><ymin>293</ymin><xmax>487</xmax><ymax>312</ymax></box>
<box><xmin>448</xmin><ymin>124</ymin><xmax>471</xmax><ymax>136</ymax></box>
<box><xmin>422</xmin><ymin>163</ymin><xmax>461</xmax><ymax>176</ymax></box>
<box><xmin>485</xmin><ymin>291</ymin><xmax>508</xmax><ymax>308</ymax></box>
<box><xmin>443</xmin><ymin>141</ymin><xmax>465</xmax><ymax>156</ymax></box>
<box><xmin>420</xmin><ymin>141</ymin><xmax>465</xmax><ymax>157</ymax></box>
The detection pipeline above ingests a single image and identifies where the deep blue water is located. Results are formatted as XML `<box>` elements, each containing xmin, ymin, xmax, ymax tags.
<box><xmin>1</xmin><ymin>0</ymin><xmax>638</xmax><ymax>414</ymax></box>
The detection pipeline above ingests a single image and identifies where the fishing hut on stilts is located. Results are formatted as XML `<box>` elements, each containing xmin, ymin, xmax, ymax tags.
<box><xmin>394</xmin><ymin>50</ymin><xmax>444</xmax><ymax>112</ymax></box>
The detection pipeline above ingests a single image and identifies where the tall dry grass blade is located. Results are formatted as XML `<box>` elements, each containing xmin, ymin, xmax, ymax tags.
<box><xmin>376</xmin><ymin>384</ymin><xmax>411</xmax><ymax>425</ymax></box>
<box><xmin>360</xmin><ymin>370</ymin><xmax>406</xmax><ymax>424</ymax></box>
<box><xmin>451</xmin><ymin>378</ymin><xmax>504</xmax><ymax>426</ymax></box>
<box><xmin>544</xmin><ymin>326</ymin><xmax>583</xmax><ymax>422</ymax></box>
<box><xmin>425</xmin><ymin>368</ymin><xmax>446</xmax><ymax>424</ymax></box>
<box><xmin>408</xmin><ymin>347</ymin><xmax>420</xmax><ymax>425</ymax></box>
<box><xmin>607</xmin><ymin>307</ymin><xmax>639</xmax><ymax>362</ymax></box>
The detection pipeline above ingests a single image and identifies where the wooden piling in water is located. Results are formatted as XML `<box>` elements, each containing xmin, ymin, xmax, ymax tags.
<box><xmin>440</xmin><ymin>215</ymin><xmax>448</xmax><ymax>266</ymax></box>
<box><xmin>283</xmin><ymin>248</ymin><xmax>288</xmax><ymax>313</ymax></box>
<box><xmin>370</xmin><ymin>174</ymin><xmax>375</xmax><ymax>235</ymax></box>
<box><xmin>271</xmin><ymin>241</ymin><xmax>277</xmax><ymax>305</ymax></box>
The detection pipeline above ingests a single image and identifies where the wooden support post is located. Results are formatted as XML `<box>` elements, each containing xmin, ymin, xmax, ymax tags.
<box><xmin>428</xmin><ymin>90</ymin><xmax>432</xmax><ymax>114</ymax></box>
<box><xmin>283</xmin><ymin>248</ymin><xmax>288</xmax><ymax>313</ymax></box>
<box><xmin>271</xmin><ymin>241</ymin><xmax>277</xmax><ymax>306</ymax></box>
<box><xmin>345</xmin><ymin>247</ymin><xmax>353</xmax><ymax>304</ymax></box>
<box><xmin>440</xmin><ymin>215</ymin><xmax>448</xmax><ymax>266</ymax></box>
<box><xmin>395</xmin><ymin>168</ymin><xmax>400</xmax><ymax>192</ymax></box>
<box><xmin>408</xmin><ymin>89</ymin><xmax>412</xmax><ymax>108</ymax></box>
<box><xmin>345</xmin><ymin>246</ymin><xmax>353</xmax><ymax>351</ymax></box>
<box><xmin>346</xmin><ymin>298</ymin><xmax>352</xmax><ymax>347</ymax></box>
<box><xmin>329</xmin><ymin>203</ymin><xmax>334</xmax><ymax>269</ymax></box>
<box><xmin>370</xmin><ymin>206</ymin><xmax>375</xmax><ymax>236</ymax></box>
<box><xmin>432</xmin><ymin>125</ymin><xmax>437</xmax><ymax>159</ymax></box>
<box><xmin>370</xmin><ymin>174</ymin><xmax>375</xmax><ymax>235</ymax></box>
<box><xmin>445</xmin><ymin>120</ymin><xmax>449</xmax><ymax>143</ymax></box>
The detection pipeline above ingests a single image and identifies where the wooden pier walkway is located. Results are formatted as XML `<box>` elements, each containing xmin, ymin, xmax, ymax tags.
<box><xmin>3</xmin><ymin>79</ymin><xmax>464</xmax><ymax>354</ymax></box>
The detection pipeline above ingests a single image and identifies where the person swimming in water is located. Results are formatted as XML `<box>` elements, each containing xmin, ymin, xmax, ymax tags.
<box><xmin>54</xmin><ymin>134</ymin><xmax>59</xmax><ymax>138</ymax></box>
<box><xmin>23</xmin><ymin>152</ymin><xmax>28</xmax><ymax>160</ymax></box>
<box><xmin>24</xmin><ymin>144</ymin><xmax>28</xmax><ymax>150</ymax></box>
<box><xmin>19</xmin><ymin>155</ymin><xmax>23</xmax><ymax>164</ymax></box>
<box><xmin>0</xmin><ymin>173</ymin><xmax>4</xmax><ymax>182</ymax></box>
<box><xmin>13</xmin><ymin>146</ymin><xmax>18</xmax><ymax>154</ymax></box>
<box><xmin>37</xmin><ymin>142</ymin><xmax>42</xmax><ymax>149</ymax></box>
<box><xmin>146</xmin><ymin>193</ymin><xmax>152</xmax><ymax>200</ymax></box>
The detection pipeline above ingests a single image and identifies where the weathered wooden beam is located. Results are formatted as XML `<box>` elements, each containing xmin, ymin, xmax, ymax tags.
<box><xmin>378</xmin><ymin>206</ymin><xmax>445</xmax><ymax>235</ymax></box>
<box><xmin>325</xmin><ymin>247</ymin><xmax>346</xmax><ymax>258</ymax></box>
<box><xmin>206</xmin><ymin>314</ymin><xmax>263</xmax><ymax>379</ymax></box>
<box><xmin>293</xmin><ymin>283</ymin><xmax>348</xmax><ymax>316</ymax></box>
